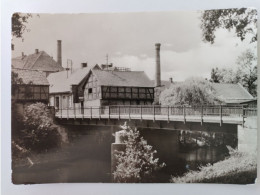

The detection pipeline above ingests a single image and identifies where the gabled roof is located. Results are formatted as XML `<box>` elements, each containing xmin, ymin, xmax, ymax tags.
<box><xmin>12</xmin><ymin>51</ymin><xmax>64</xmax><ymax>72</ymax></box>
<box><xmin>47</xmin><ymin>66</ymin><xmax>93</xmax><ymax>93</ymax></box>
<box><xmin>211</xmin><ymin>83</ymin><xmax>254</xmax><ymax>104</ymax></box>
<box><xmin>48</xmin><ymin>66</ymin><xmax>153</xmax><ymax>94</ymax></box>
<box><xmin>92</xmin><ymin>70</ymin><xmax>154</xmax><ymax>88</ymax></box>
<box><xmin>12</xmin><ymin>68</ymin><xmax>49</xmax><ymax>85</ymax></box>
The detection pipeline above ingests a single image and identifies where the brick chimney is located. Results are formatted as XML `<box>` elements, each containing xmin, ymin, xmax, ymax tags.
<box><xmin>35</xmin><ymin>49</ymin><xmax>39</xmax><ymax>54</ymax></box>
<box><xmin>155</xmin><ymin>43</ymin><xmax>161</xmax><ymax>87</ymax></box>
<box><xmin>57</xmin><ymin>40</ymin><xmax>62</xmax><ymax>66</ymax></box>
<box><xmin>169</xmin><ymin>77</ymin><xmax>173</xmax><ymax>83</ymax></box>
<box><xmin>81</xmin><ymin>63</ymin><xmax>87</xmax><ymax>68</ymax></box>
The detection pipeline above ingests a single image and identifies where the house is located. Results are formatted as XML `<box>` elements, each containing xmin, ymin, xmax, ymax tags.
<box><xmin>47</xmin><ymin>64</ymin><xmax>95</xmax><ymax>111</ymax></box>
<box><xmin>12</xmin><ymin>68</ymin><xmax>50</xmax><ymax>103</ymax></box>
<box><xmin>12</xmin><ymin>68</ymin><xmax>50</xmax><ymax>115</ymax></box>
<box><xmin>211</xmin><ymin>83</ymin><xmax>255</xmax><ymax>106</ymax></box>
<box><xmin>155</xmin><ymin>79</ymin><xmax>255</xmax><ymax>106</ymax></box>
<box><xmin>47</xmin><ymin>64</ymin><xmax>154</xmax><ymax>112</ymax></box>
<box><xmin>12</xmin><ymin>40</ymin><xmax>64</xmax><ymax>77</ymax></box>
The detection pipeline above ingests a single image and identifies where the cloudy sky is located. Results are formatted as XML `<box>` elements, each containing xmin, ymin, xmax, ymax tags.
<box><xmin>12</xmin><ymin>11</ymin><xmax>257</xmax><ymax>81</ymax></box>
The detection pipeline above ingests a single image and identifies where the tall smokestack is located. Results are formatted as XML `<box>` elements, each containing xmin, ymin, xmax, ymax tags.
<box><xmin>155</xmin><ymin>43</ymin><xmax>161</xmax><ymax>87</ymax></box>
<box><xmin>57</xmin><ymin>40</ymin><xmax>62</xmax><ymax>66</ymax></box>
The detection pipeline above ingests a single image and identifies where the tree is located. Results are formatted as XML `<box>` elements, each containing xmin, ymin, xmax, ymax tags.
<box><xmin>236</xmin><ymin>49</ymin><xmax>257</xmax><ymax>96</ymax></box>
<box><xmin>12</xmin><ymin>13</ymin><xmax>32</xmax><ymax>39</ymax></box>
<box><xmin>210</xmin><ymin>67</ymin><xmax>241</xmax><ymax>84</ymax></box>
<box><xmin>201</xmin><ymin>8</ymin><xmax>257</xmax><ymax>44</ymax></box>
<box><xmin>159</xmin><ymin>78</ymin><xmax>221</xmax><ymax>106</ymax></box>
<box><xmin>113</xmin><ymin>124</ymin><xmax>165</xmax><ymax>183</ymax></box>
<box><xmin>210</xmin><ymin>67</ymin><xmax>221</xmax><ymax>83</ymax></box>
<box><xmin>210</xmin><ymin>49</ymin><xmax>257</xmax><ymax>96</ymax></box>
<box><xmin>22</xmin><ymin>102</ymin><xmax>61</xmax><ymax>152</ymax></box>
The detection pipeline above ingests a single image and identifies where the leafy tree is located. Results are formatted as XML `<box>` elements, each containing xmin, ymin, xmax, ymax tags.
<box><xmin>201</xmin><ymin>8</ymin><xmax>257</xmax><ymax>44</ymax></box>
<box><xmin>210</xmin><ymin>67</ymin><xmax>221</xmax><ymax>83</ymax></box>
<box><xmin>236</xmin><ymin>49</ymin><xmax>257</xmax><ymax>96</ymax></box>
<box><xmin>22</xmin><ymin>102</ymin><xmax>61</xmax><ymax>152</ymax></box>
<box><xmin>210</xmin><ymin>67</ymin><xmax>241</xmax><ymax>84</ymax></box>
<box><xmin>159</xmin><ymin>78</ymin><xmax>221</xmax><ymax>106</ymax></box>
<box><xmin>113</xmin><ymin>124</ymin><xmax>165</xmax><ymax>183</ymax></box>
<box><xmin>210</xmin><ymin>49</ymin><xmax>257</xmax><ymax>96</ymax></box>
<box><xmin>12</xmin><ymin>13</ymin><xmax>32</xmax><ymax>39</ymax></box>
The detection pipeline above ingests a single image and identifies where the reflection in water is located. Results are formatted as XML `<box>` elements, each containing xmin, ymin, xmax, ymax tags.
<box><xmin>12</xmin><ymin>126</ymin><xmax>236</xmax><ymax>184</ymax></box>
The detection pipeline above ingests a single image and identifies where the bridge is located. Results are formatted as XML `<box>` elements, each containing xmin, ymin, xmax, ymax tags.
<box><xmin>55</xmin><ymin>104</ymin><xmax>257</xmax><ymax>156</ymax></box>
<box><xmin>55</xmin><ymin>105</ymin><xmax>256</xmax><ymax>127</ymax></box>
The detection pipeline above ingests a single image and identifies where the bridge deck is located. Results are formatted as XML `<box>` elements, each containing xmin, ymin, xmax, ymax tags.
<box><xmin>54</xmin><ymin>105</ymin><xmax>257</xmax><ymax>125</ymax></box>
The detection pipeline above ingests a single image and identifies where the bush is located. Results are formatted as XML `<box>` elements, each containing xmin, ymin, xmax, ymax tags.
<box><xmin>22</xmin><ymin>102</ymin><xmax>61</xmax><ymax>153</ymax></box>
<box><xmin>170</xmin><ymin>147</ymin><xmax>257</xmax><ymax>184</ymax></box>
<box><xmin>159</xmin><ymin>77</ymin><xmax>222</xmax><ymax>106</ymax></box>
<box><xmin>113</xmin><ymin>124</ymin><xmax>165</xmax><ymax>183</ymax></box>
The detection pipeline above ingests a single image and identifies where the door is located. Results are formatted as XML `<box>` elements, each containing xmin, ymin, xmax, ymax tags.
<box><xmin>55</xmin><ymin>96</ymin><xmax>60</xmax><ymax>110</ymax></box>
<box><xmin>81</xmin><ymin>101</ymin><xmax>84</xmax><ymax>114</ymax></box>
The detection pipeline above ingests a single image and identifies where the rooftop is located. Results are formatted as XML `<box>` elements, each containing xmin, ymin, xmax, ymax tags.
<box><xmin>211</xmin><ymin>83</ymin><xmax>254</xmax><ymax>103</ymax></box>
<box><xmin>47</xmin><ymin>66</ymin><xmax>93</xmax><ymax>93</ymax></box>
<box><xmin>92</xmin><ymin>69</ymin><xmax>154</xmax><ymax>88</ymax></box>
<box><xmin>12</xmin><ymin>68</ymin><xmax>49</xmax><ymax>85</ymax></box>
<box><xmin>12</xmin><ymin>51</ymin><xmax>64</xmax><ymax>72</ymax></box>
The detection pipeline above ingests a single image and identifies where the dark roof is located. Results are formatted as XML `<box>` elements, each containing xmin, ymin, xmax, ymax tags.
<box><xmin>48</xmin><ymin>67</ymin><xmax>153</xmax><ymax>94</ymax></box>
<box><xmin>211</xmin><ymin>83</ymin><xmax>254</xmax><ymax>103</ymax></box>
<box><xmin>47</xmin><ymin>66</ymin><xmax>93</xmax><ymax>93</ymax></box>
<box><xmin>92</xmin><ymin>69</ymin><xmax>154</xmax><ymax>87</ymax></box>
<box><xmin>12</xmin><ymin>68</ymin><xmax>49</xmax><ymax>85</ymax></box>
<box><xmin>12</xmin><ymin>51</ymin><xmax>64</xmax><ymax>72</ymax></box>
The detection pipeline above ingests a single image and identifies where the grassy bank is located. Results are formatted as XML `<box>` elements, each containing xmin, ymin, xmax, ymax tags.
<box><xmin>170</xmin><ymin>149</ymin><xmax>257</xmax><ymax>184</ymax></box>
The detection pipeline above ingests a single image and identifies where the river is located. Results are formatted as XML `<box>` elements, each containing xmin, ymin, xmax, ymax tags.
<box><xmin>12</xmin><ymin>125</ymin><xmax>237</xmax><ymax>184</ymax></box>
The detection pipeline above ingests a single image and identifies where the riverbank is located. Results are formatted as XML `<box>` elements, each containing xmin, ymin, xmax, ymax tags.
<box><xmin>170</xmin><ymin>149</ymin><xmax>257</xmax><ymax>184</ymax></box>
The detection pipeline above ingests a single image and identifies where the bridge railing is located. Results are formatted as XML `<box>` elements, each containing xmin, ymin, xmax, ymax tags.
<box><xmin>55</xmin><ymin>105</ymin><xmax>257</xmax><ymax>121</ymax></box>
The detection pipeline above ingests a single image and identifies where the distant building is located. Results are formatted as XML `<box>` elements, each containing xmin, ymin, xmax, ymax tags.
<box><xmin>47</xmin><ymin>64</ymin><xmax>154</xmax><ymax>111</ymax></box>
<box><xmin>12</xmin><ymin>68</ymin><xmax>50</xmax><ymax>115</ymax></box>
<box><xmin>12</xmin><ymin>40</ymin><xmax>64</xmax><ymax>77</ymax></box>
<box><xmin>211</xmin><ymin>83</ymin><xmax>255</xmax><ymax>106</ymax></box>
<box><xmin>12</xmin><ymin>68</ymin><xmax>49</xmax><ymax>103</ymax></box>
<box><xmin>155</xmin><ymin>79</ymin><xmax>255</xmax><ymax>106</ymax></box>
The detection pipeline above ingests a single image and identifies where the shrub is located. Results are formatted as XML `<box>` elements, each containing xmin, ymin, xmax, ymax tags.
<box><xmin>113</xmin><ymin>124</ymin><xmax>165</xmax><ymax>183</ymax></box>
<box><xmin>170</xmin><ymin>147</ymin><xmax>257</xmax><ymax>184</ymax></box>
<box><xmin>22</xmin><ymin>102</ymin><xmax>61</xmax><ymax>153</ymax></box>
<box><xmin>159</xmin><ymin>77</ymin><xmax>222</xmax><ymax>106</ymax></box>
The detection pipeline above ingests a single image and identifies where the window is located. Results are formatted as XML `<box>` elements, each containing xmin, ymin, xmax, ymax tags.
<box><xmin>88</xmin><ymin>88</ymin><xmax>92</xmax><ymax>93</ymax></box>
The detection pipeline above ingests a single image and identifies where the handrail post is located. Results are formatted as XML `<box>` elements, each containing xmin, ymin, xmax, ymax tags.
<box><xmin>108</xmin><ymin>106</ymin><xmax>110</xmax><ymax>120</ymax></box>
<box><xmin>220</xmin><ymin>105</ymin><xmax>222</xmax><ymax>126</ymax></box>
<box><xmin>153</xmin><ymin>105</ymin><xmax>155</xmax><ymax>122</ymax></box>
<box><xmin>67</xmin><ymin>105</ymin><xmax>69</xmax><ymax>120</ymax></box>
<box><xmin>242</xmin><ymin>106</ymin><xmax>245</xmax><ymax>127</ymax></box>
<box><xmin>201</xmin><ymin>105</ymin><xmax>203</xmax><ymax>125</ymax></box>
<box><xmin>129</xmin><ymin>105</ymin><xmax>131</xmax><ymax>121</ymax></box>
<box><xmin>82</xmin><ymin>106</ymin><xmax>84</xmax><ymax>120</ymax></box>
<box><xmin>118</xmin><ymin>106</ymin><xmax>120</xmax><ymax>120</ymax></box>
<box><xmin>167</xmin><ymin>106</ymin><xmax>169</xmax><ymax>123</ymax></box>
<box><xmin>99</xmin><ymin>106</ymin><xmax>101</xmax><ymax>120</ymax></box>
<box><xmin>73</xmin><ymin>103</ymin><xmax>76</xmax><ymax>119</ymax></box>
<box><xmin>140</xmin><ymin>105</ymin><xmax>142</xmax><ymax>121</ymax></box>
<box><xmin>60</xmin><ymin>98</ymin><xmax>62</xmax><ymax>118</ymax></box>
<box><xmin>183</xmin><ymin>105</ymin><xmax>186</xmax><ymax>124</ymax></box>
<box><xmin>90</xmin><ymin>107</ymin><xmax>92</xmax><ymax>120</ymax></box>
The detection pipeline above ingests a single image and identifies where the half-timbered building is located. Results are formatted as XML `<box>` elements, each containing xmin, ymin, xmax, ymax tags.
<box><xmin>47</xmin><ymin>64</ymin><xmax>155</xmax><ymax>112</ymax></box>
<box><xmin>12</xmin><ymin>68</ymin><xmax>50</xmax><ymax>115</ymax></box>
<box><xmin>83</xmin><ymin>69</ymin><xmax>154</xmax><ymax>106</ymax></box>
<box><xmin>12</xmin><ymin>68</ymin><xmax>49</xmax><ymax>103</ymax></box>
